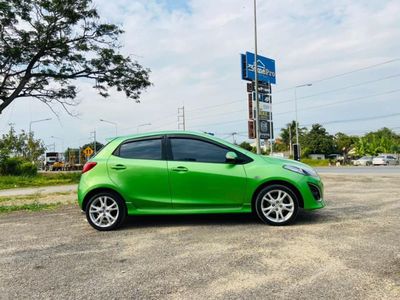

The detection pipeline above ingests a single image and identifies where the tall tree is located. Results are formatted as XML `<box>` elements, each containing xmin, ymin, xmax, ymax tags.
<box><xmin>279</xmin><ymin>120</ymin><xmax>307</xmax><ymax>150</ymax></box>
<box><xmin>0</xmin><ymin>0</ymin><xmax>151</xmax><ymax>115</ymax></box>
<box><xmin>0</xmin><ymin>126</ymin><xmax>45</xmax><ymax>161</ymax></box>
<box><xmin>334</xmin><ymin>132</ymin><xmax>358</xmax><ymax>160</ymax></box>
<box><xmin>302</xmin><ymin>124</ymin><xmax>335</xmax><ymax>155</ymax></box>
<box><xmin>355</xmin><ymin>128</ymin><xmax>400</xmax><ymax>156</ymax></box>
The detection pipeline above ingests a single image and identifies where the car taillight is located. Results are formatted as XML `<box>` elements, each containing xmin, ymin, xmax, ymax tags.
<box><xmin>82</xmin><ymin>162</ymin><xmax>97</xmax><ymax>174</ymax></box>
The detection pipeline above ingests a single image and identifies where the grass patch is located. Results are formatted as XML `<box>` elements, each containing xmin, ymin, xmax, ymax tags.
<box><xmin>0</xmin><ymin>172</ymin><xmax>81</xmax><ymax>190</ymax></box>
<box><xmin>300</xmin><ymin>158</ymin><xmax>331</xmax><ymax>167</ymax></box>
<box><xmin>0</xmin><ymin>201</ymin><xmax>63</xmax><ymax>213</ymax></box>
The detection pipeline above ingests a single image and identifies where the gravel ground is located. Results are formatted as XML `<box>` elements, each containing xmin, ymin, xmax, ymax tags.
<box><xmin>0</xmin><ymin>174</ymin><xmax>399</xmax><ymax>299</ymax></box>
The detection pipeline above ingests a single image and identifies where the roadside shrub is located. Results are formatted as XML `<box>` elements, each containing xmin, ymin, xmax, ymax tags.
<box><xmin>0</xmin><ymin>157</ymin><xmax>23</xmax><ymax>175</ymax></box>
<box><xmin>0</xmin><ymin>157</ymin><xmax>37</xmax><ymax>176</ymax></box>
<box><xmin>20</xmin><ymin>162</ymin><xmax>37</xmax><ymax>177</ymax></box>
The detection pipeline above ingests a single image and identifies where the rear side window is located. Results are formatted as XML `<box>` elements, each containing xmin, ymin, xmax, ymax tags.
<box><xmin>118</xmin><ymin>139</ymin><xmax>162</xmax><ymax>160</ymax></box>
<box><xmin>170</xmin><ymin>138</ymin><xmax>228</xmax><ymax>163</ymax></box>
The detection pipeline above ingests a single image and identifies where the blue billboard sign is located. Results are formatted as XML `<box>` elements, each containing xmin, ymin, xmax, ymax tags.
<box><xmin>241</xmin><ymin>52</ymin><xmax>276</xmax><ymax>84</ymax></box>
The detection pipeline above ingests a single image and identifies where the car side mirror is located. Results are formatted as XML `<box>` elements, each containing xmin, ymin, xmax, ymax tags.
<box><xmin>225</xmin><ymin>151</ymin><xmax>238</xmax><ymax>163</ymax></box>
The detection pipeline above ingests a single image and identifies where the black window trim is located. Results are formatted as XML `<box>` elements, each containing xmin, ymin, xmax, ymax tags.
<box><xmin>112</xmin><ymin>135</ymin><xmax>167</xmax><ymax>160</ymax></box>
<box><xmin>166</xmin><ymin>134</ymin><xmax>253</xmax><ymax>164</ymax></box>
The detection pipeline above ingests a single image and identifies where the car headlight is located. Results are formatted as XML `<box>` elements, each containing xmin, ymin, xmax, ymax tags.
<box><xmin>283</xmin><ymin>164</ymin><xmax>319</xmax><ymax>177</ymax></box>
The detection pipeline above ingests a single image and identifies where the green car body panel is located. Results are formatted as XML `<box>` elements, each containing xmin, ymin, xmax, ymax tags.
<box><xmin>78</xmin><ymin>131</ymin><xmax>325</xmax><ymax>216</ymax></box>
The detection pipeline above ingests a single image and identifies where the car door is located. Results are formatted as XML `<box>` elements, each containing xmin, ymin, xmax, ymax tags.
<box><xmin>107</xmin><ymin>136</ymin><xmax>171</xmax><ymax>209</ymax></box>
<box><xmin>166</xmin><ymin>136</ymin><xmax>247</xmax><ymax>209</ymax></box>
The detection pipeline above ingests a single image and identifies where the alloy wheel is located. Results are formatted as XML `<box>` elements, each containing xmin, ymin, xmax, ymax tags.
<box><xmin>260</xmin><ymin>189</ymin><xmax>295</xmax><ymax>223</ymax></box>
<box><xmin>88</xmin><ymin>196</ymin><xmax>120</xmax><ymax>228</ymax></box>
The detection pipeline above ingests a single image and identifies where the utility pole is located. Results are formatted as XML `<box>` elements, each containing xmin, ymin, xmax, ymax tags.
<box><xmin>253</xmin><ymin>0</ymin><xmax>261</xmax><ymax>154</ymax></box>
<box><xmin>90</xmin><ymin>130</ymin><xmax>97</xmax><ymax>155</ymax></box>
<box><xmin>269</xmin><ymin>100</ymin><xmax>273</xmax><ymax>155</ymax></box>
<box><xmin>178</xmin><ymin>106</ymin><xmax>185</xmax><ymax>130</ymax></box>
<box><xmin>94</xmin><ymin>130</ymin><xmax>96</xmax><ymax>155</ymax></box>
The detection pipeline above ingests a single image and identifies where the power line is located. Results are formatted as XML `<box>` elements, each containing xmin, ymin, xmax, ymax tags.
<box><xmin>301</xmin><ymin>112</ymin><xmax>400</xmax><ymax>127</ymax></box>
<box><xmin>187</xmin><ymin>78</ymin><xmax>400</xmax><ymax>123</ymax></box>
<box><xmin>273</xmin><ymin>73</ymin><xmax>400</xmax><ymax>106</ymax></box>
<box><xmin>187</xmin><ymin>88</ymin><xmax>400</xmax><ymax>128</ymax></box>
<box><xmin>275</xmin><ymin>88</ymin><xmax>400</xmax><ymax>116</ymax></box>
<box><xmin>311</xmin><ymin>58</ymin><xmax>400</xmax><ymax>84</ymax></box>
<box><xmin>186</xmin><ymin>65</ymin><xmax>400</xmax><ymax>116</ymax></box>
<box><xmin>121</xmin><ymin>58</ymin><xmax>400</xmax><ymax>133</ymax></box>
<box><xmin>273</xmin><ymin>58</ymin><xmax>400</xmax><ymax>94</ymax></box>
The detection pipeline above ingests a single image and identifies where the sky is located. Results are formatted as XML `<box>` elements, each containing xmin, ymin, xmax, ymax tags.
<box><xmin>1</xmin><ymin>0</ymin><xmax>400</xmax><ymax>151</ymax></box>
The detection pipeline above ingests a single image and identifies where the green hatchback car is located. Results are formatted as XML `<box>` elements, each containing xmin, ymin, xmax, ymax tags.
<box><xmin>78</xmin><ymin>131</ymin><xmax>325</xmax><ymax>230</ymax></box>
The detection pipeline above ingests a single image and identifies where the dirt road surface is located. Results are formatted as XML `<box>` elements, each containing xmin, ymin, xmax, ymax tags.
<box><xmin>0</xmin><ymin>184</ymin><xmax>76</xmax><ymax>197</ymax></box>
<box><xmin>0</xmin><ymin>174</ymin><xmax>399</xmax><ymax>299</ymax></box>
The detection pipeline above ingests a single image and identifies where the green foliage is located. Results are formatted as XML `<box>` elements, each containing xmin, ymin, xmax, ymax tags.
<box><xmin>238</xmin><ymin>141</ymin><xmax>253</xmax><ymax>151</ymax></box>
<box><xmin>279</xmin><ymin>120</ymin><xmax>307</xmax><ymax>150</ymax></box>
<box><xmin>334</xmin><ymin>132</ymin><xmax>358</xmax><ymax>155</ymax></box>
<box><xmin>0</xmin><ymin>0</ymin><xmax>151</xmax><ymax>114</ymax></box>
<box><xmin>0</xmin><ymin>126</ymin><xmax>45</xmax><ymax>162</ymax></box>
<box><xmin>0</xmin><ymin>157</ymin><xmax>23</xmax><ymax>175</ymax></box>
<box><xmin>0</xmin><ymin>157</ymin><xmax>37</xmax><ymax>176</ymax></box>
<box><xmin>300</xmin><ymin>158</ymin><xmax>330</xmax><ymax>167</ymax></box>
<box><xmin>302</xmin><ymin>124</ymin><xmax>336</xmax><ymax>155</ymax></box>
<box><xmin>354</xmin><ymin>128</ymin><xmax>400</xmax><ymax>156</ymax></box>
<box><xmin>20</xmin><ymin>161</ymin><xmax>37</xmax><ymax>176</ymax></box>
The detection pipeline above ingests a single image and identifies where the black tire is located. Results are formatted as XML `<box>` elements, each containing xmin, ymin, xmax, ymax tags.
<box><xmin>254</xmin><ymin>184</ymin><xmax>299</xmax><ymax>226</ymax></box>
<box><xmin>85</xmin><ymin>192</ymin><xmax>126</xmax><ymax>231</ymax></box>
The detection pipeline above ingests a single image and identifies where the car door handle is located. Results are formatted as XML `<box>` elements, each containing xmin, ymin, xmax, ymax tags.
<box><xmin>111</xmin><ymin>164</ymin><xmax>127</xmax><ymax>170</ymax></box>
<box><xmin>171</xmin><ymin>166</ymin><xmax>188</xmax><ymax>172</ymax></box>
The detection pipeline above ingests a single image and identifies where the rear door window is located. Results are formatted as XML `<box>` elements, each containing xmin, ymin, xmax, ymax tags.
<box><xmin>118</xmin><ymin>139</ymin><xmax>162</xmax><ymax>160</ymax></box>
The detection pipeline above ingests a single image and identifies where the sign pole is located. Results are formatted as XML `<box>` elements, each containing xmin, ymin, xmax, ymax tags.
<box><xmin>253</xmin><ymin>0</ymin><xmax>261</xmax><ymax>154</ymax></box>
<box><xmin>269</xmin><ymin>91</ymin><xmax>273</xmax><ymax>155</ymax></box>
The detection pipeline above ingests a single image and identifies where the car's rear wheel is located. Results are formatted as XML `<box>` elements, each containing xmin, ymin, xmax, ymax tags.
<box><xmin>255</xmin><ymin>184</ymin><xmax>299</xmax><ymax>226</ymax></box>
<box><xmin>85</xmin><ymin>192</ymin><xmax>126</xmax><ymax>231</ymax></box>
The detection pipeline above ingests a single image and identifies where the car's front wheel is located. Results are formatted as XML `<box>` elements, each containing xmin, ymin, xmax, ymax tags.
<box><xmin>85</xmin><ymin>192</ymin><xmax>126</xmax><ymax>231</ymax></box>
<box><xmin>255</xmin><ymin>184</ymin><xmax>299</xmax><ymax>225</ymax></box>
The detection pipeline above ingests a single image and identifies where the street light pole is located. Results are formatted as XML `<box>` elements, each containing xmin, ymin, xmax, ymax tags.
<box><xmin>50</xmin><ymin>136</ymin><xmax>64</xmax><ymax>154</ymax></box>
<box><xmin>253</xmin><ymin>0</ymin><xmax>261</xmax><ymax>155</ymax></box>
<box><xmin>99</xmin><ymin>119</ymin><xmax>118</xmax><ymax>136</ymax></box>
<box><xmin>137</xmin><ymin>123</ymin><xmax>151</xmax><ymax>133</ymax></box>
<box><xmin>29</xmin><ymin>118</ymin><xmax>52</xmax><ymax>135</ymax></box>
<box><xmin>294</xmin><ymin>83</ymin><xmax>312</xmax><ymax>160</ymax></box>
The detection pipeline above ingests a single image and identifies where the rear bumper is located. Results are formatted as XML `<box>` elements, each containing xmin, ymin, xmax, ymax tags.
<box><xmin>77</xmin><ymin>178</ymin><xmax>88</xmax><ymax>210</ymax></box>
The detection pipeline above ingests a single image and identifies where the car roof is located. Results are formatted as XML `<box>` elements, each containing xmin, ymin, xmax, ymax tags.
<box><xmin>114</xmin><ymin>130</ymin><xmax>218</xmax><ymax>141</ymax></box>
<box><xmin>110</xmin><ymin>130</ymin><xmax>256</xmax><ymax>158</ymax></box>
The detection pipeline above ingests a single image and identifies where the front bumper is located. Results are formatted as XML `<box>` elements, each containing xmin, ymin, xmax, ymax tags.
<box><xmin>299</xmin><ymin>176</ymin><xmax>325</xmax><ymax>210</ymax></box>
